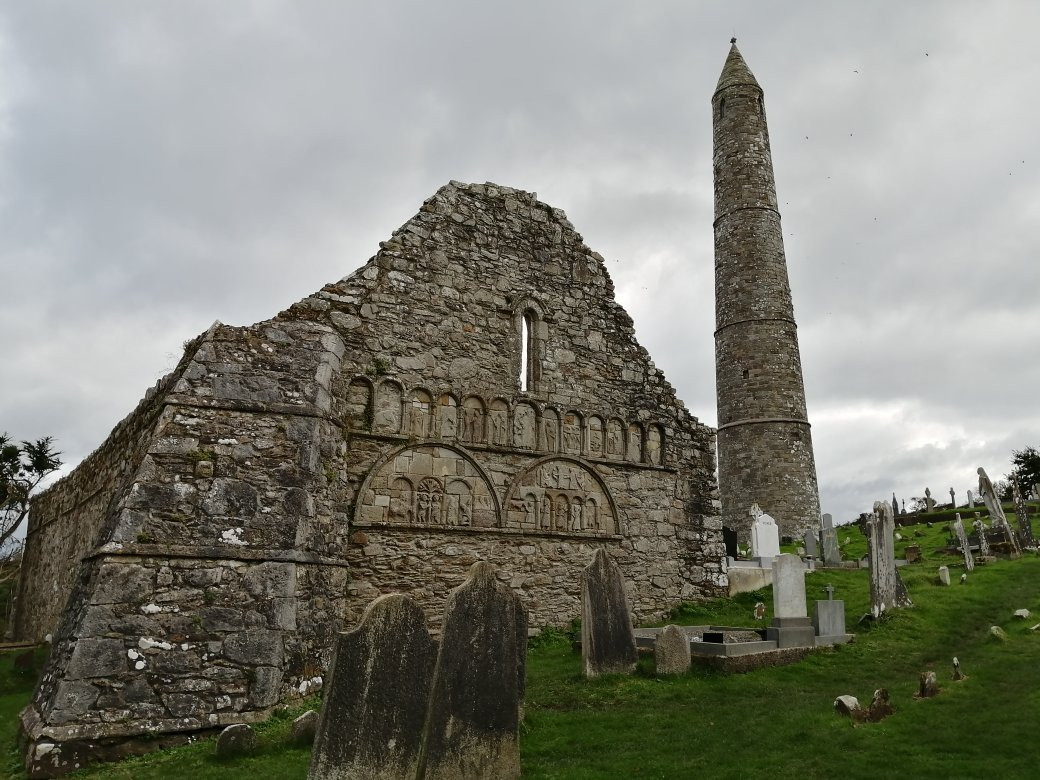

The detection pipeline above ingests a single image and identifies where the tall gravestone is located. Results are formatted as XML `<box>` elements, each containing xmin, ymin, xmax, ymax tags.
<box><xmin>1011</xmin><ymin>480</ymin><xmax>1034</xmax><ymax>547</ymax></box>
<box><xmin>309</xmin><ymin>594</ymin><xmax>437</xmax><ymax>780</ymax></box>
<box><xmin>765</xmin><ymin>554</ymin><xmax>815</xmax><ymax>648</ymax></box>
<box><xmin>979</xmin><ymin>466</ymin><xmax>1020</xmax><ymax>554</ymax></box>
<box><xmin>419</xmin><ymin>562</ymin><xmax>527</xmax><ymax>780</ymax></box>
<box><xmin>749</xmin><ymin>503</ymin><xmax>781</xmax><ymax>559</ymax></box>
<box><xmin>819</xmin><ymin>513</ymin><xmax>840</xmax><ymax>567</ymax></box>
<box><xmin>949</xmin><ymin>487</ymin><xmax>956</xmax><ymax>508</ymax></box>
<box><xmin>802</xmin><ymin>528</ymin><xmax>818</xmax><ymax>559</ymax></box>
<box><xmin>967</xmin><ymin>489</ymin><xmax>975</xmax><ymax>509</ymax></box>
<box><xmin>973</xmin><ymin>515</ymin><xmax>990</xmax><ymax>556</ymax></box>
<box><xmin>581</xmin><ymin>549</ymin><xmax>637</xmax><ymax>677</ymax></box>
<box><xmin>866</xmin><ymin>501</ymin><xmax>912</xmax><ymax>618</ymax></box>
<box><xmin>952</xmin><ymin>514</ymin><xmax>974</xmax><ymax>572</ymax></box>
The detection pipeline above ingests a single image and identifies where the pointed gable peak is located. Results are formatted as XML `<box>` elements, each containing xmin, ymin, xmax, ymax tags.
<box><xmin>714</xmin><ymin>39</ymin><xmax>761</xmax><ymax>97</ymax></box>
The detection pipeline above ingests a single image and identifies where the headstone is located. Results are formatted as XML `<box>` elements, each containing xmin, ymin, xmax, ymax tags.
<box><xmin>802</xmin><ymin>529</ymin><xmax>818</xmax><ymax>559</ymax></box>
<box><xmin>812</xmin><ymin>584</ymin><xmax>848</xmax><ymax>641</ymax></box>
<box><xmin>654</xmin><ymin>625</ymin><xmax>691</xmax><ymax>675</ymax></box>
<box><xmin>765</xmin><ymin>554</ymin><xmax>815</xmax><ymax>648</ymax></box>
<box><xmin>722</xmin><ymin>526</ymin><xmax>739</xmax><ymax>559</ymax></box>
<box><xmin>960</xmin><ymin>573</ymin><xmax>967</xmax><ymax>584</ymax></box>
<box><xmin>952</xmin><ymin>514</ymin><xmax>974</xmax><ymax>571</ymax></box>
<box><xmin>949</xmin><ymin>487</ymin><xmax>956</xmax><ymax>508</ymax></box>
<box><xmin>216</xmin><ymin>724</ymin><xmax>257</xmax><ymax>758</ymax></box>
<box><xmin>937</xmin><ymin>566</ymin><xmax>951</xmax><ymax>586</ymax></box>
<box><xmin>309</xmin><ymin>594</ymin><xmax>437</xmax><ymax>780</ymax></box>
<box><xmin>833</xmin><ymin>695</ymin><xmax>860</xmax><ymax>717</ymax></box>
<box><xmin>924</xmin><ymin>487</ymin><xmax>935</xmax><ymax>512</ymax></box>
<box><xmin>918</xmin><ymin>670</ymin><xmax>939</xmax><ymax>698</ymax></box>
<box><xmin>420</xmin><ymin>562</ymin><xmax>526</xmax><ymax>780</ymax></box>
<box><xmin>291</xmin><ymin>710</ymin><xmax>319</xmax><ymax>746</ymax></box>
<box><xmin>973</xmin><ymin>515</ymin><xmax>991</xmax><ymax>557</ymax></box>
<box><xmin>749</xmin><ymin>503</ymin><xmax>780</xmax><ymax>559</ymax></box>
<box><xmin>979</xmin><ymin>466</ymin><xmax>1020</xmax><ymax>554</ymax></box>
<box><xmin>581</xmin><ymin>549</ymin><xmax>637</xmax><ymax>677</ymax></box>
<box><xmin>967</xmin><ymin>489</ymin><xmax>975</xmax><ymax>509</ymax></box>
<box><xmin>820</xmin><ymin>513</ymin><xmax>840</xmax><ymax>566</ymax></box>
<box><xmin>1011</xmin><ymin>480</ymin><xmax>1034</xmax><ymax>547</ymax></box>
<box><xmin>865</xmin><ymin>688</ymin><xmax>893</xmax><ymax>722</ymax></box>
<box><xmin>952</xmin><ymin>657</ymin><xmax>964</xmax><ymax>681</ymax></box>
<box><xmin>1013</xmin><ymin>608</ymin><xmax>1031</xmax><ymax>619</ymax></box>
<box><xmin>905</xmin><ymin>545</ymin><xmax>921</xmax><ymax>564</ymax></box>
<box><xmin>866</xmin><ymin>501</ymin><xmax>913</xmax><ymax>617</ymax></box>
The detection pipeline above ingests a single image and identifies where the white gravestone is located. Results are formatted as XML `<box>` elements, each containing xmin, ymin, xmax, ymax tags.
<box><xmin>765</xmin><ymin>554</ymin><xmax>815</xmax><ymax>648</ymax></box>
<box><xmin>749</xmin><ymin>503</ymin><xmax>781</xmax><ymax>560</ymax></box>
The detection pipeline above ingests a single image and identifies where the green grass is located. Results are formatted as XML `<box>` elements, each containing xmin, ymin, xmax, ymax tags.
<box><xmin>3</xmin><ymin>521</ymin><xmax>1040</xmax><ymax>779</ymax></box>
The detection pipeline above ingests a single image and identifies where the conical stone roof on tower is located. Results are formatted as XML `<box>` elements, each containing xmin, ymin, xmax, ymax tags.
<box><xmin>711</xmin><ymin>41</ymin><xmax>821</xmax><ymax>538</ymax></box>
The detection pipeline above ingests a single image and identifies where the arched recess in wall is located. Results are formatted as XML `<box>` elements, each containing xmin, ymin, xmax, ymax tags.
<box><xmin>344</xmin><ymin>376</ymin><xmax>374</xmax><ymax>431</ymax></box>
<box><xmin>461</xmin><ymin>395</ymin><xmax>487</xmax><ymax>444</ymax></box>
<box><xmin>436</xmin><ymin>392</ymin><xmax>460</xmax><ymax>440</ymax></box>
<box><xmin>512</xmin><ymin>296</ymin><xmax>547</xmax><ymax>393</ymax></box>
<box><xmin>373</xmin><ymin>379</ymin><xmax>404</xmax><ymax>433</ymax></box>
<box><xmin>407</xmin><ymin>388</ymin><xmax>434</xmax><ymax>438</ymax></box>
<box><xmin>646</xmin><ymin>423</ymin><xmax>665</xmax><ymax>466</ymax></box>
<box><xmin>587</xmin><ymin>415</ymin><xmax>605</xmax><ymax>458</ymax></box>
<box><xmin>562</xmin><ymin>410</ymin><xmax>583</xmax><ymax>455</ymax></box>
<box><xmin>541</xmin><ymin>407</ymin><xmax>561</xmax><ymax>453</ymax></box>
<box><xmin>504</xmin><ymin>455</ymin><xmax>621</xmax><ymax>536</ymax></box>
<box><xmin>354</xmin><ymin>443</ymin><xmax>502</xmax><ymax>528</ymax></box>
<box><xmin>627</xmin><ymin>422</ymin><xmax>644</xmax><ymax>463</ymax></box>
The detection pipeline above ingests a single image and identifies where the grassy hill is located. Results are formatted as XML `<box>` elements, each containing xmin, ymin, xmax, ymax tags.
<box><xmin>2</xmin><ymin>518</ymin><xmax>1039</xmax><ymax>779</ymax></box>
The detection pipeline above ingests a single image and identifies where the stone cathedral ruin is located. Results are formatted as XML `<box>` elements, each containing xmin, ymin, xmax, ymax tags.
<box><xmin>13</xmin><ymin>43</ymin><xmax>819</xmax><ymax>776</ymax></box>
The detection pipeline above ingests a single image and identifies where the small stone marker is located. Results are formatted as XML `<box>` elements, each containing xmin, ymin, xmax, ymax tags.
<box><xmin>654</xmin><ymin>625</ymin><xmax>691</xmax><ymax>675</ymax></box>
<box><xmin>216</xmin><ymin>723</ymin><xmax>257</xmax><ymax>758</ymax></box>
<box><xmin>833</xmin><ymin>695</ymin><xmax>860</xmax><ymax>717</ymax></box>
<box><xmin>865</xmin><ymin>688</ymin><xmax>893</xmax><ymax>722</ymax></box>
<box><xmin>952</xmin><ymin>514</ymin><xmax>974</xmax><ymax>571</ymax></box>
<box><xmin>918</xmin><ymin>670</ymin><xmax>939</xmax><ymax>698</ymax></box>
<box><xmin>905</xmin><ymin>545</ymin><xmax>921</xmax><ymax>563</ymax></box>
<box><xmin>581</xmin><ymin>549</ymin><xmax>637</xmax><ymax>677</ymax></box>
<box><xmin>812</xmin><ymin>584</ymin><xmax>849</xmax><ymax>643</ymax></box>
<box><xmin>952</xmin><ymin>657</ymin><xmax>964</xmax><ymax>681</ymax></box>
<box><xmin>938</xmin><ymin>566</ymin><xmax>951</xmax><ymax>586</ymax></box>
<box><xmin>1011</xmin><ymin>479</ymin><xmax>1034</xmax><ymax>547</ymax></box>
<box><xmin>960</xmin><ymin>573</ymin><xmax>967</xmax><ymax>584</ymax></box>
<box><xmin>753</xmin><ymin>601</ymin><xmax>765</xmax><ymax>621</ymax></box>
<box><xmin>291</xmin><ymin>709</ymin><xmax>318</xmax><ymax>746</ymax></box>
<box><xmin>989</xmin><ymin>625</ymin><xmax>1008</xmax><ymax>642</ymax></box>
<box><xmin>420</xmin><ymin>561</ymin><xmax>527</xmax><ymax>780</ymax></box>
<box><xmin>309</xmin><ymin>593</ymin><xmax>437</xmax><ymax>780</ymax></box>
<box><xmin>749</xmin><ymin>503</ymin><xmax>781</xmax><ymax>559</ymax></box>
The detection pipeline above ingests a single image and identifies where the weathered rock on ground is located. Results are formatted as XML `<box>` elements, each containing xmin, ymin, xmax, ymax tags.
<box><xmin>291</xmin><ymin>709</ymin><xmax>318</xmax><ymax>746</ymax></box>
<box><xmin>833</xmin><ymin>695</ymin><xmax>861</xmax><ymax>718</ymax></box>
<box><xmin>215</xmin><ymin>724</ymin><xmax>256</xmax><ymax>758</ymax></box>
<box><xmin>418</xmin><ymin>561</ymin><xmax>527</xmax><ymax>780</ymax></box>
<box><xmin>917</xmin><ymin>671</ymin><xmax>940</xmax><ymax>698</ymax></box>
<box><xmin>309</xmin><ymin>594</ymin><xmax>436</xmax><ymax>780</ymax></box>
<box><xmin>581</xmin><ymin>549</ymin><xmax>638</xmax><ymax>677</ymax></box>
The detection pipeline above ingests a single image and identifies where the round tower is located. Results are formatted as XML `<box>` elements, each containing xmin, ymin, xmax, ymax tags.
<box><xmin>712</xmin><ymin>41</ymin><xmax>821</xmax><ymax>538</ymax></box>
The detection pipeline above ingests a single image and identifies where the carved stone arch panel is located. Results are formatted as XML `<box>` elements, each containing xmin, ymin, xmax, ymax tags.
<box><xmin>436</xmin><ymin>392</ymin><xmax>459</xmax><ymax>441</ymax></box>
<box><xmin>461</xmin><ymin>395</ymin><xmax>487</xmax><ymax>444</ymax></box>
<box><xmin>408</xmin><ymin>388</ymin><xmax>434</xmax><ymax>439</ymax></box>
<box><xmin>627</xmin><ymin>422</ymin><xmax>644</xmax><ymax>463</ymax></box>
<box><xmin>562</xmin><ymin>410</ymin><xmax>583</xmax><ymax>455</ymax></box>
<box><xmin>513</xmin><ymin>401</ymin><xmax>538</xmax><ymax>450</ymax></box>
<box><xmin>541</xmin><ymin>407</ymin><xmax>561</xmax><ymax>453</ymax></box>
<box><xmin>488</xmin><ymin>398</ymin><xmax>509</xmax><ymax>447</ymax></box>
<box><xmin>605</xmin><ymin>418</ymin><xmax>625</xmax><ymax>460</ymax></box>
<box><xmin>587</xmin><ymin>415</ymin><xmax>605</xmax><ymax>458</ymax></box>
<box><xmin>344</xmin><ymin>375</ymin><xmax>374</xmax><ymax>431</ymax></box>
<box><xmin>504</xmin><ymin>455</ymin><xmax>620</xmax><ymax>535</ymax></box>
<box><xmin>354</xmin><ymin>443</ymin><xmax>502</xmax><ymax>528</ymax></box>
<box><xmin>373</xmin><ymin>379</ymin><xmax>404</xmax><ymax>433</ymax></box>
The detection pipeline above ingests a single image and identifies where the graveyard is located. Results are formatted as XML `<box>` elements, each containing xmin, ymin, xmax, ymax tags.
<box><xmin>2</xmin><ymin>510</ymin><xmax>1038</xmax><ymax>779</ymax></box>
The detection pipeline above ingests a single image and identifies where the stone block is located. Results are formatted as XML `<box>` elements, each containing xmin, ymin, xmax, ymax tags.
<box><xmin>309</xmin><ymin>593</ymin><xmax>436</xmax><ymax>780</ymax></box>
<box><xmin>581</xmin><ymin>549</ymin><xmax>637</xmax><ymax>677</ymax></box>
<box><xmin>223</xmin><ymin>629</ymin><xmax>284</xmax><ymax>667</ymax></box>
<box><xmin>67</xmin><ymin>638</ymin><xmax>127</xmax><ymax>680</ymax></box>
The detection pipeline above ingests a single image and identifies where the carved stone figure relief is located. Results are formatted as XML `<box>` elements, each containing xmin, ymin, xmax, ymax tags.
<box><xmin>542</xmin><ymin>409</ymin><xmax>560</xmax><ymax>453</ymax></box>
<box><xmin>437</xmin><ymin>394</ymin><xmax>458</xmax><ymax>440</ymax></box>
<box><xmin>461</xmin><ymin>396</ymin><xmax>486</xmax><ymax>444</ymax></box>
<box><xmin>588</xmin><ymin>416</ymin><xmax>604</xmax><ymax>458</ymax></box>
<box><xmin>489</xmin><ymin>399</ymin><xmax>509</xmax><ymax>446</ymax></box>
<box><xmin>505</xmin><ymin>457</ymin><xmax>617</xmax><ymax>534</ymax></box>
<box><xmin>357</xmin><ymin>445</ymin><xmax>499</xmax><ymax>528</ymax></box>
<box><xmin>627</xmin><ymin>423</ymin><xmax>643</xmax><ymax>463</ymax></box>
<box><xmin>409</xmin><ymin>390</ymin><xmax>434</xmax><ymax>438</ymax></box>
<box><xmin>647</xmin><ymin>424</ymin><xmax>663</xmax><ymax>466</ymax></box>
<box><xmin>513</xmin><ymin>403</ymin><xmax>537</xmax><ymax>449</ymax></box>
<box><xmin>373</xmin><ymin>381</ymin><xmax>404</xmax><ymax>433</ymax></box>
<box><xmin>606</xmin><ymin>419</ymin><xmax>624</xmax><ymax>460</ymax></box>
<box><xmin>563</xmin><ymin>411</ymin><xmax>582</xmax><ymax>455</ymax></box>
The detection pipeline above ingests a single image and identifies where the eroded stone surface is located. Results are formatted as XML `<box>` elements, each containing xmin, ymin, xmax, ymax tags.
<box><xmin>215</xmin><ymin>724</ymin><xmax>256</xmax><ymax>758</ymax></box>
<box><xmin>654</xmin><ymin>625</ymin><xmax>691</xmax><ymax>675</ymax></box>
<box><xmin>309</xmin><ymin>594</ymin><xmax>436</xmax><ymax>780</ymax></box>
<box><xmin>581</xmin><ymin>549</ymin><xmax>637</xmax><ymax>677</ymax></box>
<box><xmin>419</xmin><ymin>562</ymin><xmax>527</xmax><ymax>780</ymax></box>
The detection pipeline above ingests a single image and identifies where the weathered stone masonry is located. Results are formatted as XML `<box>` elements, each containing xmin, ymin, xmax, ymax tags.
<box><xmin>16</xmin><ymin>181</ymin><xmax>725</xmax><ymax>776</ymax></box>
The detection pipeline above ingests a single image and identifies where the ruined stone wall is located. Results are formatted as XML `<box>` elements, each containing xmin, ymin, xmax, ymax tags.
<box><xmin>20</xmin><ymin>181</ymin><xmax>724</xmax><ymax>777</ymax></box>
<box><xmin>712</xmin><ymin>45</ymin><xmax>820</xmax><ymax>538</ymax></box>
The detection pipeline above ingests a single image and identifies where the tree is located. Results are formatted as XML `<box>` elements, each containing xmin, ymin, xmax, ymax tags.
<box><xmin>0</xmin><ymin>434</ymin><xmax>62</xmax><ymax>550</ymax></box>
<box><xmin>1007</xmin><ymin>447</ymin><xmax>1040</xmax><ymax>498</ymax></box>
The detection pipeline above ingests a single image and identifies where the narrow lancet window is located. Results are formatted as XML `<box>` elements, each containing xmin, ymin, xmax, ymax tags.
<box><xmin>520</xmin><ymin>312</ymin><xmax>531</xmax><ymax>391</ymax></box>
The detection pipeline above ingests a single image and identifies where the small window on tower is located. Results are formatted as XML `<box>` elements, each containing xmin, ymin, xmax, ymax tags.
<box><xmin>719</xmin><ymin>98</ymin><xmax>726</xmax><ymax>119</ymax></box>
<box><xmin>742</xmin><ymin>368</ymin><xmax>750</xmax><ymax>380</ymax></box>
<box><xmin>757</xmin><ymin>94</ymin><xmax>764</xmax><ymax>116</ymax></box>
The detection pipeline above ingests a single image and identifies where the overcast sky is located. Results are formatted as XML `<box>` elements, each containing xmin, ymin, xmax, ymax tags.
<box><xmin>2</xmin><ymin>1</ymin><xmax>1038</xmax><ymax>528</ymax></box>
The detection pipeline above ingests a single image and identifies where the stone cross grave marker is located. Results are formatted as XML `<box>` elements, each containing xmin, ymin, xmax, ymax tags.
<box><xmin>749</xmin><ymin>503</ymin><xmax>781</xmax><ymax>559</ymax></box>
<box><xmin>949</xmin><ymin>487</ymin><xmax>956</xmax><ymax>508</ymax></box>
<box><xmin>420</xmin><ymin>561</ymin><xmax>527</xmax><ymax>780</ymax></box>
<box><xmin>891</xmin><ymin>493</ymin><xmax>899</xmax><ymax>519</ymax></box>
<box><xmin>952</xmin><ymin>514</ymin><xmax>975</xmax><ymax>571</ymax></box>
<box><xmin>309</xmin><ymin>594</ymin><xmax>437</xmax><ymax>780</ymax></box>
<box><xmin>820</xmin><ymin>512</ymin><xmax>840</xmax><ymax>566</ymax></box>
<box><xmin>925</xmin><ymin>487</ymin><xmax>935</xmax><ymax>512</ymax></box>
<box><xmin>581</xmin><ymin>548</ymin><xmax>637</xmax><ymax>677</ymax></box>
<box><xmin>866</xmin><ymin>500</ymin><xmax>913</xmax><ymax>618</ymax></box>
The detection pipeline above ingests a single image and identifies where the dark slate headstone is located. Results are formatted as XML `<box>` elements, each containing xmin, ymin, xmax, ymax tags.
<box><xmin>802</xmin><ymin>528</ymin><xmax>818</xmax><ymax>558</ymax></box>
<box><xmin>419</xmin><ymin>561</ymin><xmax>527</xmax><ymax>780</ymax></box>
<box><xmin>216</xmin><ymin>723</ymin><xmax>257</xmax><ymax>758</ymax></box>
<box><xmin>581</xmin><ymin>548</ymin><xmax>637</xmax><ymax>677</ymax></box>
<box><xmin>308</xmin><ymin>594</ymin><xmax>437</xmax><ymax>780</ymax></box>
<box><xmin>722</xmin><ymin>526</ymin><xmax>739</xmax><ymax>558</ymax></box>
